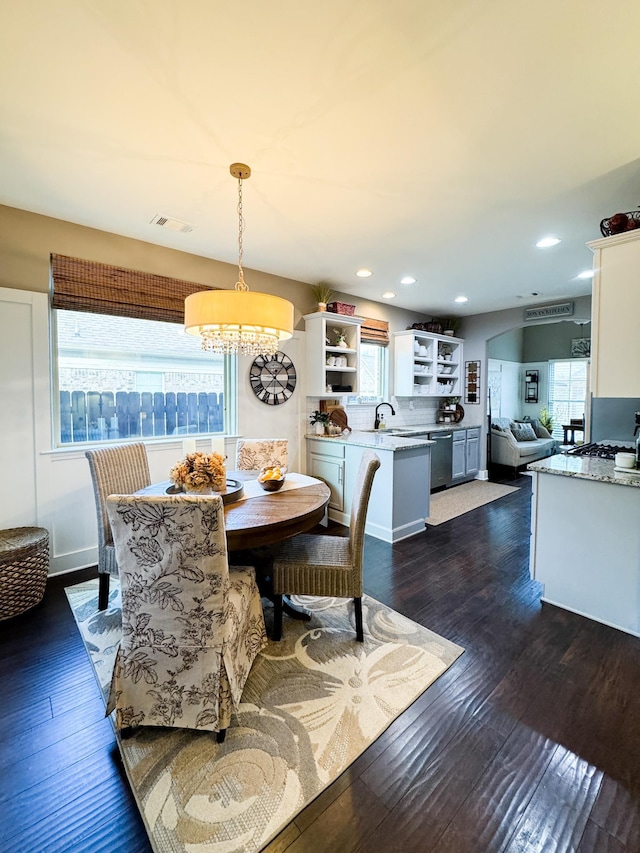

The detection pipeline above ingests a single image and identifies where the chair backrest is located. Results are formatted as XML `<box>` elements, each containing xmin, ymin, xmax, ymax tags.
<box><xmin>106</xmin><ymin>495</ymin><xmax>230</xmax><ymax>643</ymax></box>
<box><xmin>85</xmin><ymin>443</ymin><xmax>151</xmax><ymax>550</ymax></box>
<box><xmin>348</xmin><ymin>450</ymin><xmax>381</xmax><ymax>571</ymax></box>
<box><xmin>235</xmin><ymin>438</ymin><xmax>288</xmax><ymax>471</ymax></box>
<box><xmin>105</xmin><ymin>494</ymin><xmax>233</xmax><ymax>728</ymax></box>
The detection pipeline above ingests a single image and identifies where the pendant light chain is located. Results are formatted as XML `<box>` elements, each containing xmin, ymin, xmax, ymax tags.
<box><xmin>235</xmin><ymin>175</ymin><xmax>248</xmax><ymax>292</ymax></box>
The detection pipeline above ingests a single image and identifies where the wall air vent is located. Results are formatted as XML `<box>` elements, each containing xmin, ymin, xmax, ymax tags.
<box><xmin>150</xmin><ymin>214</ymin><xmax>195</xmax><ymax>233</ymax></box>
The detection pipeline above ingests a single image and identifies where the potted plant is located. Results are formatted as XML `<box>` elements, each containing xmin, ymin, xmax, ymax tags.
<box><xmin>539</xmin><ymin>406</ymin><xmax>553</xmax><ymax>433</ymax></box>
<box><xmin>438</xmin><ymin>317</ymin><xmax>462</xmax><ymax>336</ymax></box>
<box><xmin>310</xmin><ymin>282</ymin><xmax>334</xmax><ymax>312</ymax></box>
<box><xmin>333</xmin><ymin>328</ymin><xmax>348</xmax><ymax>348</ymax></box>
<box><xmin>310</xmin><ymin>410</ymin><xmax>330</xmax><ymax>435</ymax></box>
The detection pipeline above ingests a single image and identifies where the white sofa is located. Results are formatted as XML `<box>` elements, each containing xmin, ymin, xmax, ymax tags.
<box><xmin>490</xmin><ymin>417</ymin><xmax>556</xmax><ymax>471</ymax></box>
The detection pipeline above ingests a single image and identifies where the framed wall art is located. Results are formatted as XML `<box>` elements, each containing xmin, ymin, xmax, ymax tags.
<box><xmin>464</xmin><ymin>360</ymin><xmax>481</xmax><ymax>404</ymax></box>
<box><xmin>571</xmin><ymin>338</ymin><xmax>590</xmax><ymax>358</ymax></box>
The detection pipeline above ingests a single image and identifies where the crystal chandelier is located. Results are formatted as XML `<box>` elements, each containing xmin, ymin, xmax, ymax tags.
<box><xmin>184</xmin><ymin>163</ymin><xmax>294</xmax><ymax>356</ymax></box>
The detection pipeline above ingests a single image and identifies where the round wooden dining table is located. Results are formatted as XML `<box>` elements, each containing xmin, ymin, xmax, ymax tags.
<box><xmin>137</xmin><ymin>472</ymin><xmax>330</xmax><ymax>552</ymax></box>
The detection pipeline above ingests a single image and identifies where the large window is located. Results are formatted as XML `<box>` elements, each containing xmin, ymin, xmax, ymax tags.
<box><xmin>547</xmin><ymin>358</ymin><xmax>589</xmax><ymax>441</ymax></box>
<box><xmin>54</xmin><ymin>310</ymin><xmax>235</xmax><ymax>445</ymax></box>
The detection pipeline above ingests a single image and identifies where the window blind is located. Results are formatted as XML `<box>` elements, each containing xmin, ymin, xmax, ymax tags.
<box><xmin>359</xmin><ymin>317</ymin><xmax>389</xmax><ymax>345</ymax></box>
<box><xmin>547</xmin><ymin>358</ymin><xmax>588</xmax><ymax>440</ymax></box>
<box><xmin>50</xmin><ymin>253</ymin><xmax>213</xmax><ymax>324</ymax></box>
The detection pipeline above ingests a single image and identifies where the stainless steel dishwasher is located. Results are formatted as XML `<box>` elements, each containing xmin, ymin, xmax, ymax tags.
<box><xmin>428</xmin><ymin>431</ymin><xmax>453</xmax><ymax>491</ymax></box>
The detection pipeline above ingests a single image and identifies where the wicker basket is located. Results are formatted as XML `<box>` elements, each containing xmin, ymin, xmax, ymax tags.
<box><xmin>326</xmin><ymin>301</ymin><xmax>356</xmax><ymax>315</ymax></box>
<box><xmin>0</xmin><ymin>527</ymin><xmax>49</xmax><ymax>619</ymax></box>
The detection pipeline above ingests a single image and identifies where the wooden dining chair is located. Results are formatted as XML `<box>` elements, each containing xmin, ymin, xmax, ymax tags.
<box><xmin>235</xmin><ymin>438</ymin><xmax>288</xmax><ymax>471</ymax></box>
<box><xmin>105</xmin><ymin>493</ymin><xmax>267</xmax><ymax>741</ymax></box>
<box><xmin>85</xmin><ymin>443</ymin><xmax>151</xmax><ymax>610</ymax></box>
<box><xmin>271</xmin><ymin>449</ymin><xmax>380</xmax><ymax>642</ymax></box>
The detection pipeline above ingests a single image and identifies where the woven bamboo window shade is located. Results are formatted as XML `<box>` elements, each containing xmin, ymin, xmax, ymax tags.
<box><xmin>50</xmin><ymin>254</ymin><xmax>212</xmax><ymax>324</ymax></box>
<box><xmin>359</xmin><ymin>317</ymin><xmax>389</xmax><ymax>345</ymax></box>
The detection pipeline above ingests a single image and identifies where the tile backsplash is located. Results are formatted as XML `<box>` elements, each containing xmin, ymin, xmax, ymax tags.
<box><xmin>307</xmin><ymin>397</ymin><xmax>439</xmax><ymax>431</ymax></box>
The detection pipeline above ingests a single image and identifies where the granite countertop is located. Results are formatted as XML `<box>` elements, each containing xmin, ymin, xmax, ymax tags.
<box><xmin>305</xmin><ymin>421</ymin><xmax>484</xmax><ymax>452</ymax></box>
<box><xmin>528</xmin><ymin>453</ymin><xmax>640</xmax><ymax>488</ymax></box>
<box><xmin>305</xmin><ymin>431</ymin><xmax>434</xmax><ymax>451</ymax></box>
<box><xmin>395</xmin><ymin>423</ymin><xmax>482</xmax><ymax>435</ymax></box>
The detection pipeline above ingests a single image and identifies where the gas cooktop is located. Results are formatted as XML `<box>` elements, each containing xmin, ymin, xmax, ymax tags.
<box><xmin>567</xmin><ymin>442</ymin><xmax>634</xmax><ymax>459</ymax></box>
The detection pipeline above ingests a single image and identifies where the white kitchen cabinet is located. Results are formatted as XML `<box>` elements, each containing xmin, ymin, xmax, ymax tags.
<box><xmin>452</xmin><ymin>432</ymin><xmax>466</xmax><ymax>479</ymax></box>
<box><xmin>451</xmin><ymin>427</ymin><xmax>480</xmax><ymax>482</ymax></box>
<box><xmin>306</xmin><ymin>439</ymin><xmax>345</xmax><ymax>511</ymax></box>
<box><xmin>588</xmin><ymin>229</ymin><xmax>640</xmax><ymax>398</ymax></box>
<box><xmin>466</xmin><ymin>428</ymin><xmax>480</xmax><ymax>476</ymax></box>
<box><xmin>530</xmin><ymin>468</ymin><xmax>640</xmax><ymax>637</ymax></box>
<box><xmin>304</xmin><ymin>312</ymin><xmax>362</xmax><ymax>398</ymax></box>
<box><xmin>305</xmin><ymin>435</ymin><xmax>431</xmax><ymax>542</ymax></box>
<box><xmin>393</xmin><ymin>330</ymin><xmax>463</xmax><ymax>398</ymax></box>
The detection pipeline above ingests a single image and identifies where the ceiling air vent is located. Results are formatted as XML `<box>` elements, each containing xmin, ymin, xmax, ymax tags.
<box><xmin>150</xmin><ymin>214</ymin><xmax>195</xmax><ymax>233</ymax></box>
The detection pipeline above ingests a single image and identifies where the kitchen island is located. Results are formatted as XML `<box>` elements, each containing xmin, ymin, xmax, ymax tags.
<box><xmin>306</xmin><ymin>430</ymin><xmax>434</xmax><ymax>543</ymax></box>
<box><xmin>528</xmin><ymin>453</ymin><xmax>640</xmax><ymax>636</ymax></box>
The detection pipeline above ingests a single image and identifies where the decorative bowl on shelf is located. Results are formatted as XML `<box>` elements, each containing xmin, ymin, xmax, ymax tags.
<box><xmin>257</xmin><ymin>466</ymin><xmax>287</xmax><ymax>491</ymax></box>
<box><xmin>600</xmin><ymin>210</ymin><xmax>640</xmax><ymax>237</ymax></box>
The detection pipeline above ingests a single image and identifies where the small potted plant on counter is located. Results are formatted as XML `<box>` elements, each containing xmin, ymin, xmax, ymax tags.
<box><xmin>310</xmin><ymin>410</ymin><xmax>331</xmax><ymax>435</ymax></box>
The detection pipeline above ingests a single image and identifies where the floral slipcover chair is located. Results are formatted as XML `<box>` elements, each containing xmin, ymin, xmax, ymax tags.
<box><xmin>105</xmin><ymin>493</ymin><xmax>267</xmax><ymax>738</ymax></box>
<box><xmin>235</xmin><ymin>439</ymin><xmax>288</xmax><ymax>471</ymax></box>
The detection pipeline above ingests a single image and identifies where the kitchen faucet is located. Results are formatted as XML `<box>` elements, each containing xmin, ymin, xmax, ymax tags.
<box><xmin>374</xmin><ymin>401</ymin><xmax>395</xmax><ymax>429</ymax></box>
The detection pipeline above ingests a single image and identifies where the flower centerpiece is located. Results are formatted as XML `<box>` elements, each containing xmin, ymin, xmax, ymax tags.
<box><xmin>169</xmin><ymin>451</ymin><xmax>226</xmax><ymax>494</ymax></box>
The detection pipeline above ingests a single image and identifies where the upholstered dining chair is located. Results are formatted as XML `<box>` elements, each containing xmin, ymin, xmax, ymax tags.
<box><xmin>271</xmin><ymin>449</ymin><xmax>380</xmax><ymax>642</ymax></box>
<box><xmin>85</xmin><ymin>443</ymin><xmax>151</xmax><ymax>611</ymax></box>
<box><xmin>105</xmin><ymin>493</ymin><xmax>267</xmax><ymax>742</ymax></box>
<box><xmin>235</xmin><ymin>438</ymin><xmax>288</xmax><ymax>471</ymax></box>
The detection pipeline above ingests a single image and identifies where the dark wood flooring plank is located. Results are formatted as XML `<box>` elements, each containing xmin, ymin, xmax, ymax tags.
<box><xmin>357</xmin><ymin>715</ymin><xmax>506</xmax><ymax>852</ymax></box>
<box><xmin>0</xmin><ymin>712</ymin><xmax>116</xmax><ymax>803</ymax></box>
<box><xmin>589</xmin><ymin>777</ymin><xmax>640</xmax><ymax>850</ymax></box>
<box><xmin>429</xmin><ymin>722</ymin><xmax>558</xmax><ymax>853</ymax></box>
<box><xmin>577</xmin><ymin>820</ymin><xmax>627</xmax><ymax>853</ymax></box>
<box><xmin>0</xmin><ymin>730</ymin><xmax>122</xmax><ymax>844</ymax></box>
<box><xmin>285</xmin><ymin>778</ymin><xmax>388</xmax><ymax>853</ymax></box>
<box><xmin>0</xmin><ymin>693</ymin><xmax>110</xmax><ymax>771</ymax></box>
<box><xmin>502</xmin><ymin>746</ymin><xmax>602</xmax><ymax>852</ymax></box>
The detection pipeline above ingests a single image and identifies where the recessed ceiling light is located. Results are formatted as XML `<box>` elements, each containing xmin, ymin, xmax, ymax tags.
<box><xmin>576</xmin><ymin>269</ymin><xmax>594</xmax><ymax>280</ymax></box>
<box><xmin>382</xmin><ymin>291</ymin><xmax>396</xmax><ymax>299</ymax></box>
<box><xmin>356</xmin><ymin>268</ymin><xmax>373</xmax><ymax>278</ymax></box>
<box><xmin>400</xmin><ymin>276</ymin><xmax>416</xmax><ymax>285</ymax></box>
<box><xmin>536</xmin><ymin>236</ymin><xmax>561</xmax><ymax>248</ymax></box>
<box><xmin>454</xmin><ymin>295</ymin><xmax>469</xmax><ymax>303</ymax></box>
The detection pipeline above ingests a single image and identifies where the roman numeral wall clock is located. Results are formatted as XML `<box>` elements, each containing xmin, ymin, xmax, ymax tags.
<box><xmin>249</xmin><ymin>351</ymin><xmax>297</xmax><ymax>405</ymax></box>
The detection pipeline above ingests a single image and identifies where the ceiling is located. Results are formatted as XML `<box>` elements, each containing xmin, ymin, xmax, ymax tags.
<box><xmin>1</xmin><ymin>1</ymin><xmax>639</xmax><ymax>317</ymax></box>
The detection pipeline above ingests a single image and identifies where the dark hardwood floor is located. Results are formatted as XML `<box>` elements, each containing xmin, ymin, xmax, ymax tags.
<box><xmin>3</xmin><ymin>471</ymin><xmax>640</xmax><ymax>851</ymax></box>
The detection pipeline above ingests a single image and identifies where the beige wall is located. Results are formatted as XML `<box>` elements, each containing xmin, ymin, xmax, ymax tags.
<box><xmin>0</xmin><ymin>203</ymin><xmax>428</xmax><ymax>334</ymax></box>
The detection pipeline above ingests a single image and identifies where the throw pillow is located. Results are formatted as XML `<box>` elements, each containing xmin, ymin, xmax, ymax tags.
<box><xmin>526</xmin><ymin>418</ymin><xmax>549</xmax><ymax>438</ymax></box>
<box><xmin>510</xmin><ymin>422</ymin><xmax>537</xmax><ymax>442</ymax></box>
<box><xmin>491</xmin><ymin>417</ymin><xmax>513</xmax><ymax>432</ymax></box>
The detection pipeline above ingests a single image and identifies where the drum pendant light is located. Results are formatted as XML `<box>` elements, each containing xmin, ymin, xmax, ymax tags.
<box><xmin>184</xmin><ymin>163</ymin><xmax>294</xmax><ymax>356</ymax></box>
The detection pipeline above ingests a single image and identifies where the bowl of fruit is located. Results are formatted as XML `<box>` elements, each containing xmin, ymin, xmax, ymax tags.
<box><xmin>257</xmin><ymin>465</ymin><xmax>287</xmax><ymax>491</ymax></box>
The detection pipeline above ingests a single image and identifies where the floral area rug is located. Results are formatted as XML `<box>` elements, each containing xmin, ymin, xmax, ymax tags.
<box><xmin>67</xmin><ymin>579</ymin><xmax>463</xmax><ymax>853</ymax></box>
